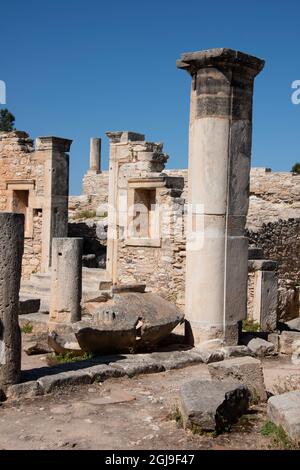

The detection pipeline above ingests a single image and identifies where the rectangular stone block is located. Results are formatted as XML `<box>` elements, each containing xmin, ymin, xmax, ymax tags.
<box><xmin>253</xmin><ymin>270</ymin><xmax>278</xmax><ymax>331</ymax></box>
<box><xmin>267</xmin><ymin>391</ymin><xmax>300</xmax><ymax>443</ymax></box>
<box><xmin>208</xmin><ymin>356</ymin><xmax>267</xmax><ymax>402</ymax></box>
<box><xmin>225</xmin><ymin>236</ymin><xmax>248</xmax><ymax>325</ymax></box>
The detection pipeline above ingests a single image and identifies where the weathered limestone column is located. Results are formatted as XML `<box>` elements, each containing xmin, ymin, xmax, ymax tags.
<box><xmin>49</xmin><ymin>238</ymin><xmax>83</xmax><ymax>326</ymax></box>
<box><xmin>177</xmin><ymin>48</ymin><xmax>264</xmax><ymax>345</ymax></box>
<box><xmin>35</xmin><ymin>136</ymin><xmax>72</xmax><ymax>272</ymax></box>
<box><xmin>89</xmin><ymin>137</ymin><xmax>101</xmax><ymax>173</ymax></box>
<box><xmin>0</xmin><ymin>213</ymin><xmax>24</xmax><ymax>387</ymax></box>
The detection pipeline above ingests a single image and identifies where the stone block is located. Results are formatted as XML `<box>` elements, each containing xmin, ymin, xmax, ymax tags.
<box><xmin>86</xmin><ymin>364</ymin><xmax>125</xmax><ymax>382</ymax></box>
<box><xmin>208</xmin><ymin>356</ymin><xmax>267</xmax><ymax>402</ymax></box>
<box><xmin>267</xmin><ymin>391</ymin><xmax>300</xmax><ymax>443</ymax></box>
<box><xmin>6</xmin><ymin>381</ymin><xmax>43</xmax><ymax>399</ymax></box>
<box><xmin>179</xmin><ymin>378</ymin><xmax>250</xmax><ymax>433</ymax></box>
<box><xmin>38</xmin><ymin>370</ymin><xmax>92</xmax><ymax>394</ymax></box>
<box><xmin>247</xmin><ymin>338</ymin><xmax>276</xmax><ymax>357</ymax></box>
<box><xmin>279</xmin><ymin>331</ymin><xmax>300</xmax><ymax>355</ymax></box>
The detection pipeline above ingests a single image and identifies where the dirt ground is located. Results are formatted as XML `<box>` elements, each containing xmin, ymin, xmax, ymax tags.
<box><xmin>1</xmin><ymin>346</ymin><xmax>300</xmax><ymax>450</ymax></box>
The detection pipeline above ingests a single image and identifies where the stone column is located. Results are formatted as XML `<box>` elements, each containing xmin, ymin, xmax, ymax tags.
<box><xmin>35</xmin><ymin>136</ymin><xmax>72</xmax><ymax>272</ymax></box>
<box><xmin>49</xmin><ymin>238</ymin><xmax>83</xmax><ymax>326</ymax></box>
<box><xmin>177</xmin><ymin>48</ymin><xmax>264</xmax><ymax>345</ymax></box>
<box><xmin>0</xmin><ymin>213</ymin><xmax>24</xmax><ymax>387</ymax></box>
<box><xmin>90</xmin><ymin>137</ymin><xmax>101</xmax><ymax>173</ymax></box>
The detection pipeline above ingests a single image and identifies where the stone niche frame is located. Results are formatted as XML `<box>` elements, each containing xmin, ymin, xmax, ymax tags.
<box><xmin>125</xmin><ymin>177</ymin><xmax>165</xmax><ymax>248</ymax></box>
<box><xmin>5</xmin><ymin>180</ymin><xmax>36</xmax><ymax>238</ymax></box>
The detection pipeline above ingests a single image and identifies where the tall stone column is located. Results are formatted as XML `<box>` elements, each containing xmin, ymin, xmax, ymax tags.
<box><xmin>49</xmin><ymin>238</ymin><xmax>83</xmax><ymax>327</ymax></box>
<box><xmin>0</xmin><ymin>213</ymin><xmax>24</xmax><ymax>387</ymax></box>
<box><xmin>89</xmin><ymin>137</ymin><xmax>101</xmax><ymax>173</ymax></box>
<box><xmin>177</xmin><ymin>48</ymin><xmax>264</xmax><ymax>345</ymax></box>
<box><xmin>35</xmin><ymin>136</ymin><xmax>72</xmax><ymax>272</ymax></box>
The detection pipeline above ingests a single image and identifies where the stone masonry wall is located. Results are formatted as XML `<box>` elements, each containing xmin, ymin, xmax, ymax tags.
<box><xmin>0</xmin><ymin>131</ymin><xmax>43</xmax><ymax>278</ymax></box>
<box><xmin>248</xmin><ymin>218</ymin><xmax>300</xmax><ymax>320</ymax></box>
<box><xmin>77</xmin><ymin>165</ymin><xmax>299</xmax><ymax>318</ymax></box>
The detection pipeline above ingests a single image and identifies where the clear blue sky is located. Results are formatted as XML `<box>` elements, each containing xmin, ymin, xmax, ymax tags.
<box><xmin>1</xmin><ymin>0</ymin><xmax>299</xmax><ymax>194</ymax></box>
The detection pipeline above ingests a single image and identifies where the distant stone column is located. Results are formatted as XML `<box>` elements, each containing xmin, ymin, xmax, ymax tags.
<box><xmin>90</xmin><ymin>138</ymin><xmax>101</xmax><ymax>173</ymax></box>
<box><xmin>177</xmin><ymin>48</ymin><xmax>264</xmax><ymax>345</ymax></box>
<box><xmin>49</xmin><ymin>238</ymin><xmax>83</xmax><ymax>326</ymax></box>
<box><xmin>0</xmin><ymin>213</ymin><xmax>24</xmax><ymax>387</ymax></box>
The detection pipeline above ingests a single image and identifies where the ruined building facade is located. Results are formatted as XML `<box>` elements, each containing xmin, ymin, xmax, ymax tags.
<box><xmin>0</xmin><ymin>131</ymin><xmax>71</xmax><ymax>278</ymax></box>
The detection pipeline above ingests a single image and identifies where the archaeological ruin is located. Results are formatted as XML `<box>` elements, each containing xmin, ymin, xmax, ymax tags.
<box><xmin>0</xmin><ymin>47</ymin><xmax>300</xmax><ymax>446</ymax></box>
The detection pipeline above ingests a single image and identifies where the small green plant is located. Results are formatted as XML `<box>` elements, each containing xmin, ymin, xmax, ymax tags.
<box><xmin>291</xmin><ymin>162</ymin><xmax>300</xmax><ymax>174</ymax></box>
<box><xmin>72</xmin><ymin>210</ymin><xmax>96</xmax><ymax>220</ymax></box>
<box><xmin>47</xmin><ymin>351</ymin><xmax>94</xmax><ymax>365</ymax></box>
<box><xmin>242</xmin><ymin>318</ymin><xmax>260</xmax><ymax>332</ymax></box>
<box><xmin>260</xmin><ymin>421</ymin><xmax>296</xmax><ymax>449</ymax></box>
<box><xmin>98</xmin><ymin>211</ymin><xmax>108</xmax><ymax>218</ymax></box>
<box><xmin>169</xmin><ymin>406</ymin><xmax>184</xmax><ymax>428</ymax></box>
<box><xmin>21</xmin><ymin>322</ymin><xmax>33</xmax><ymax>334</ymax></box>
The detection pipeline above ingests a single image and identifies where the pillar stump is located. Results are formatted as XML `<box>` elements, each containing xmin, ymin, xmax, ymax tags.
<box><xmin>0</xmin><ymin>213</ymin><xmax>24</xmax><ymax>387</ymax></box>
<box><xmin>49</xmin><ymin>238</ymin><xmax>83</xmax><ymax>327</ymax></box>
<box><xmin>177</xmin><ymin>48</ymin><xmax>265</xmax><ymax>345</ymax></box>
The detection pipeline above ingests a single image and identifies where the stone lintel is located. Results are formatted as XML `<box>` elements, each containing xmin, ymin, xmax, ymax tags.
<box><xmin>106</xmin><ymin>131</ymin><xmax>145</xmax><ymax>144</ymax></box>
<box><xmin>35</xmin><ymin>136</ymin><xmax>72</xmax><ymax>152</ymax></box>
<box><xmin>176</xmin><ymin>48</ymin><xmax>265</xmax><ymax>77</ymax></box>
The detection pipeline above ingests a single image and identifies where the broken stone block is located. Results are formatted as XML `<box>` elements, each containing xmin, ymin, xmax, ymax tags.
<box><xmin>267</xmin><ymin>391</ymin><xmax>300</xmax><ymax>443</ymax></box>
<box><xmin>48</xmin><ymin>331</ymin><xmax>83</xmax><ymax>356</ymax></box>
<box><xmin>72</xmin><ymin>292</ymin><xmax>184</xmax><ymax>354</ymax></box>
<box><xmin>208</xmin><ymin>356</ymin><xmax>267</xmax><ymax>403</ymax></box>
<box><xmin>196</xmin><ymin>349</ymin><xmax>225</xmax><ymax>364</ymax></box>
<box><xmin>38</xmin><ymin>370</ymin><xmax>92</xmax><ymax>394</ymax></box>
<box><xmin>279</xmin><ymin>331</ymin><xmax>300</xmax><ymax>355</ymax></box>
<box><xmin>179</xmin><ymin>379</ymin><xmax>250</xmax><ymax>433</ymax></box>
<box><xmin>247</xmin><ymin>338</ymin><xmax>276</xmax><ymax>357</ymax></box>
<box><xmin>23</xmin><ymin>341</ymin><xmax>52</xmax><ymax>356</ymax></box>
<box><xmin>19</xmin><ymin>297</ymin><xmax>41</xmax><ymax>315</ymax></box>
<box><xmin>6</xmin><ymin>381</ymin><xmax>43</xmax><ymax>399</ymax></box>
<box><xmin>221</xmin><ymin>345</ymin><xmax>252</xmax><ymax>358</ymax></box>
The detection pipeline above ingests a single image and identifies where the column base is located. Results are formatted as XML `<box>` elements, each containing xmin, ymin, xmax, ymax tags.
<box><xmin>184</xmin><ymin>320</ymin><xmax>240</xmax><ymax>347</ymax></box>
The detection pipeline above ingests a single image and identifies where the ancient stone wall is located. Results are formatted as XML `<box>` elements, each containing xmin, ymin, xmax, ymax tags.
<box><xmin>0</xmin><ymin>131</ymin><xmax>71</xmax><ymax>278</ymax></box>
<box><xmin>80</xmin><ymin>167</ymin><xmax>300</xmax><ymax>230</ymax></box>
<box><xmin>77</xmin><ymin>164</ymin><xmax>299</xmax><ymax>319</ymax></box>
<box><xmin>247</xmin><ymin>168</ymin><xmax>300</xmax><ymax>230</ymax></box>
<box><xmin>248</xmin><ymin>219</ymin><xmax>300</xmax><ymax>320</ymax></box>
<box><xmin>0</xmin><ymin>132</ymin><xmax>42</xmax><ymax>278</ymax></box>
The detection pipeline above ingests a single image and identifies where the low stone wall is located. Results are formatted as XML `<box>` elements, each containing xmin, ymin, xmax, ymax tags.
<box><xmin>247</xmin><ymin>219</ymin><xmax>300</xmax><ymax>320</ymax></box>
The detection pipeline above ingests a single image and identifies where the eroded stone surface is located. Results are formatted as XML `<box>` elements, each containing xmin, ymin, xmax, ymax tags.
<box><xmin>179</xmin><ymin>378</ymin><xmax>250</xmax><ymax>433</ymax></box>
<box><xmin>208</xmin><ymin>356</ymin><xmax>267</xmax><ymax>403</ymax></box>
<box><xmin>0</xmin><ymin>213</ymin><xmax>24</xmax><ymax>388</ymax></box>
<box><xmin>72</xmin><ymin>292</ymin><xmax>184</xmax><ymax>354</ymax></box>
<box><xmin>267</xmin><ymin>391</ymin><xmax>300</xmax><ymax>443</ymax></box>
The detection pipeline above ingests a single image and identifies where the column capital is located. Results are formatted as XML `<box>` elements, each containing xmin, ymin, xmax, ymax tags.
<box><xmin>35</xmin><ymin>136</ymin><xmax>72</xmax><ymax>152</ymax></box>
<box><xmin>177</xmin><ymin>48</ymin><xmax>265</xmax><ymax>78</ymax></box>
<box><xmin>105</xmin><ymin>131</ymin><xmax>145</xmax><ymax>144</ymax></box>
